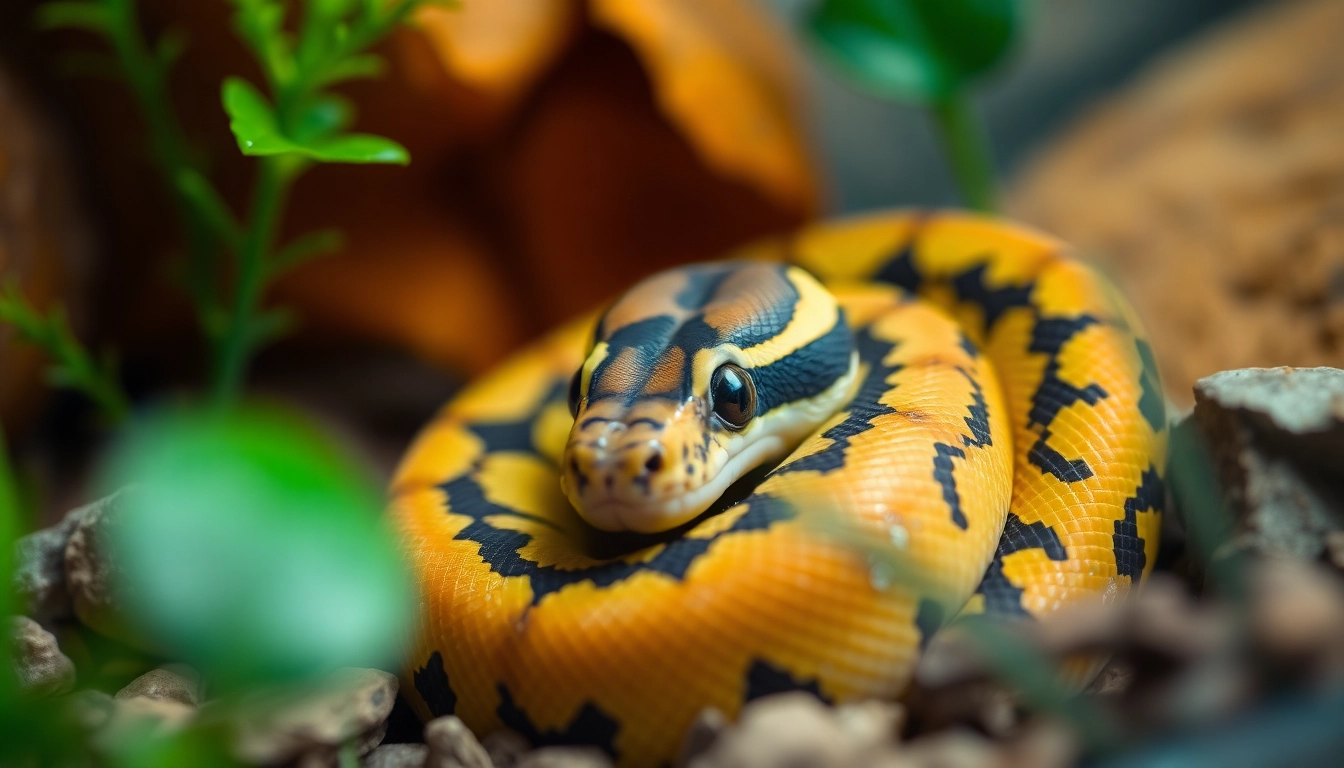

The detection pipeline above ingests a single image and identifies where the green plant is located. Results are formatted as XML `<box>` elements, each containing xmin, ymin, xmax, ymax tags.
<box><xmin>805</xmin><ymin>0</ymin><xmax>1022</xmax><ymax>212</ymax></box>
<box><xmin>99</xmin><ymin>406</ymin><xmax>413</xmax><ymax>690</ymax></box>
<box><xmin>0</xmin><ymin>283</ymin><xmax>130</xmax><ymax>425</ymax></box>
<box><xmin>33</xmin><ymin>0</ymin><xmax>448</xmax><ymax>409</ymax></box>
<box><xmin>0</xmin><ymin>1</ymin><xmax>442</xmax><ymax>760</ymax></box>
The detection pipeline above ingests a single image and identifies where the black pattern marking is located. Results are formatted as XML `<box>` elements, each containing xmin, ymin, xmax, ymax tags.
<box><xmin>958</xmin><ymin>367</ymin><xmax>993</xmax><ymax>449</ymax></box>
<box><xmin>874</xmin><ymin>240</ymin><xmax>923</xmax><ymax>293</ymax></box>
<box><xmin>977</xmin><ymin>513</ymin><xmax>1068</xmax><ymax>616</ymax></box>
<box><xmin>443</xmin><ymin>468</ymin><xmax>798</xmax><ymax>605</ymax></box>
<box><xmin>744</xmin><ymin>659</ymin><xmax>832</xmax><ymax>704</ymax></box>
<box><xmin>957</xmin><ymin>330</ymin><xmax>979</xmax><ymax>360</ymax></box>
<box><xmin>674</xmin><ymin>266</ymin><xmax>734</xmax><ymax>310</ymax></box>
<box><xmin>773</xmin><ymin>327</ymin><xmax>901</xmax><ymax>476</ymax></box>
<box><xmin>1026</xmin><ymin>315</ymin><xmax>1108</xmax><ymax>483</ymax></box>
<box><xmin>589</xmin><ymin>264</ymin><xmax>811</xmax><ymax>405</ymax></box>
<box><xmin>1115</xmin><ymin>465</ymin><xmax>1163</xmax><ymax>579</ymax></box>
<box><xmin>468</xmin><ymin>381</ymin><xmax>567</xmax><ymax>456</ymax></box>
<box><xmin>933</xmin><ymin>443</ymin><xmax>968</xmax><ymax>530</ymax></box>
<box><xmin>497</xmin><ymin>683</ymin><xmax>621</xmax><ymax>759</ymax></box>
<box><xmin>915</xmin><ymin>598</ymin><xmax>945</xmax><ymax>650</ymax></box>
<box><xmin>1135</xmin><ymin>339</ymin><xmax>1166</xmax><ymax>433</ymax></box>
<box><xmin>412</xmin><ymin>651</ymin><xmax>457</xmax><ymax>716</ymax></box>
<box><xmin>750</xmin><ymin>311</ymin><xmax>854</xmax><ymax>413</ymax></box>
<box><xmin>950</xmin><ymin>262</ymin><xmax>1036</xmax><ymax>332</ymax></box>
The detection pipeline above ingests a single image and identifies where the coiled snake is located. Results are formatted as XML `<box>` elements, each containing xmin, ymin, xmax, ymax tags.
<box><xmin>390</xmin><ymin>212</ymin><xmax>1167</xmax><ymax>766</ymax></box>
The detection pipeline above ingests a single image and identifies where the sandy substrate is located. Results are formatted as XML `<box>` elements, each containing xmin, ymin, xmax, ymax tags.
<box><xmin>1011</xmin><ymin>0</ymin><xmax>1344</xmax><ymax>407</ymax></box>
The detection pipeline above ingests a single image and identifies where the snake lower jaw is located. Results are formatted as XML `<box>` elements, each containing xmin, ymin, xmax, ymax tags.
<box><xmin>565</xmin><ymin>434</ymin><xmax>788</xmax><ymax>534</ymax></box>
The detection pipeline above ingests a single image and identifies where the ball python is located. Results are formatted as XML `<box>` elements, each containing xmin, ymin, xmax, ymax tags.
<box><xmin>390</xmin><ymin>211</ymin><xmax>1167</xmax><ymax>767</ymax></box>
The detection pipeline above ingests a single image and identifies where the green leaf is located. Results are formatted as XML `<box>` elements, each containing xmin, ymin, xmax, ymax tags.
<box><xmin>222</xmin><ymin>77</ymin><xmax>292</xmax><ymax>156</ymax></box>
<box><xmin>313</xmin><ymin>53</ymin><xmax>386</xmax><ymax>87</ymax></box>
<box><xmin>34</xmin><ymin>1</ymin><xmax>111</xmax><ymax>33</ymax></box>
<box><xmin>222</xmin><ymin>78</ymin><xmax>408</xmax><ymax>164</ymax></box>
<box><xmin>175</xmin><ymin>169</ymin><xmax>243</xmax><ymax>250</ymax></box>
<box><xmin>247</xmin><ymin>307</ymin><xmax>296</xmax><ymax>348</ymax></box>
<box><xmin>155</xmin><ymin>26</ymin><xmax>190</xmax><ymax>69</ymax></box>
<box><xmin>271</xmin><ymin>228</ymin><xmax>344</xmax><ymax>275</ymax></box>
<box><xmin>98</xmin><ymin>406</ymin><xmax>414</xmax><ymax>689</ymax></box>
<box><xmin>807</xmin><ymin>0</ymin><xmax>1020</xmax><ymax>103</ymax></box>
<box><xmin>306</xmin><ymin>133</ymin><xmax>409</xmax><ymax>164</ymax></box>
<box><xmin>291</xmin><ymin>94</ymin><xmax>354</xmax><ymax>143</ymax></box>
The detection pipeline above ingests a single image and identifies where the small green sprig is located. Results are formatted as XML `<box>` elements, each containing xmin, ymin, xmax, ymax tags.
<box><xmin>35</xmin><ymin>0</ymin><xmax>448</xmax><ymax>409</ymax></box>
<box><xmin>0</xmin><ymin>283</ymin><xmax>130</xmax><ymax>425</ymax></box>
<box><xmin>805</xmin><ymin>0</ymin><xmax>1021</xmax><ymax>212</ymax></box>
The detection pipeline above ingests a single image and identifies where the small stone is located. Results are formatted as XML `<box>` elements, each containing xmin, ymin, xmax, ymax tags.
<box><xmin>67</xmin><ymin>689</ymin><xmax>115</xmax><ymax>730</ymax></box>
<box><xmin>888</xmin><ymin>730</ymin><xmax>999</xmax><ymax>768</ymax></box>
<box><xmin>228</xmin><ymin>668</ymin><xmax>399</xmax><ymax>765</ymax></box>
<box><xmin>12</xmin><ymin>498</ymin><xmax>98</xmax><ymax>623</ymax></box>
<box><xmin>833</xmin><ymin>700</ymin><xmax>904</xmax><ymax>746</ymax></box>
<box><xmin>9</xmin><ymin>615</ymin><xmax>75</xmax><ymax>696</ymax></box>
<box><xmin>1006</xmin><ymin>720</ymin><xmax>1077</xmax><ymax>768</ymax></box>
<box><xmin>1248</xmin><ymin>557</ymin><xmax>1344</xmax><ymax>685</ymax></box>
<box><xmin>1191</xmin><ymin>369</ymin><xmax>1344</xmax><ymax>561</ymax></box>
<box><xmin>482</xmin><ymin>729</ymin><xmax>531</xmax><ymax>768</ymax></box>
<box><xmin>1085</xmin><ymin>661</ymin><xmax>1135</xmax><ymax>697</ymax></box>
<box><xmin>425</xmin><ymin>714</ymin><xmax>491</xmax><ymax>768</ymax></box>
<box><xmin>689</xmin><ymin>693</ymin><xmax>850</xmax><ymax>768</ymax></box>
<box><xmin>516</xmin><ymin>747</ymin><xmax>613</xmax><ymax>768</ymax></box>
<box><xmin>92</xmin><ymin>696</ymin><xmax>196</xmax><ymax>752</ymax></box>
<box><xmin>116</xmin><ymin>665</ymin><xmax>201</xmax><ymax>706</ymax></box>
<box><xmin>676</xmin><ymin>708</ymin><xmax>727</xmax><ymax>768</ymax></box>
<box><xmin>365</xmin><ymin>743</ymin><xmax>430</xmax><ymax>768</ymax></box>
<box><xmin>64</xmin><ymin>489</ymin><xmax>144</xmax><ymax>646</ymax></box>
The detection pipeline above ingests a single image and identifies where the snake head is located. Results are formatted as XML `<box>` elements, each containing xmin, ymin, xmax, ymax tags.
<box><xmin>561</xmin><ymin>261</ymin><xmax>858</xmax><ymax>534</ymax></box>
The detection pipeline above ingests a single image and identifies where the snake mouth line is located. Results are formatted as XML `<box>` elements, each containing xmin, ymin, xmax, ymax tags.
<box><xmin>572</xmin><ymin>459</ymin><xmax>784</xmax><ymax>561</ymax></box>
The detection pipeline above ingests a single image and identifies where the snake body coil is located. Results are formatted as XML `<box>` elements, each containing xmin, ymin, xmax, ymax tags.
<box><xmin>390</xmin><ymin>212</ymin><xmax>1167</xmax><ymax>767</ymax></box>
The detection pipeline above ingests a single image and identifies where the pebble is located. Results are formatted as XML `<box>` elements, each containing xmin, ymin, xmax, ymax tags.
<box><xmin>425</xmin><ymin>714</ymin><xmax>492</xmax><ymax>768</ymax></box>
<box><xmin>116</xmin><ymin>665</ymin><xmax>201</xmax><ymax>706</ymax></box>
<box><xmin>11</xmin><ymin>497</ymin><xmax>99</xmax><ymax>622</ymax></box>
<box><xmin>227</xmin><ymin>668</ymin><xmax>399</xmax><ymax>765</ymax></box>
<box><xmin>516</xmin><ymin>747</ymin><xmax>613</xmax><ymax>768</ymax></box>
<box><xmin>365</xmin><ymin>743</ymin><xmax>430</xmax><ymax>768</ymax></box>
<box><xmin>9</xmin><ymin>615</ymin><xmax>75</xmax><ymax>696</ymax></box>
<box><xmin>482</xmin><ymin>729</ymin><xmax>532</xmax><ymax>768</ymax></box>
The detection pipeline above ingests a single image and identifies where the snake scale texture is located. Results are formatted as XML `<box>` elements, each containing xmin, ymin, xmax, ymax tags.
<box><xmin>389</xmin><ymin>211</ymin><xmax>1168</xmax><ymax>767</ymax></box>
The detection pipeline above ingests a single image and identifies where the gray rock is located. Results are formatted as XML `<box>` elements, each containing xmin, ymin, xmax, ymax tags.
<box><xmin>9</xmin><ymin>615</ymin><xmax>75</xmax><ymax>695</ymax></box>
<box><xmin>12</xmin><ymin>497</ymin><xmax>98</xmax><ymax>623</ymax></box>
<box><xmin>365</xmin><ymin>743</ymin><xmax>430</xmax><ymax>768</ymax></box>
<box><xmin>515</xmin><ymin>748</ymin><xmax>612</xmax><ymax>768</ymax></box>
<box><xmin>67</xmin><ymin>689</ymin><xmax>115</xmax><ymax>730</ymax></box>
<box><xmin>482</xmin><ymin>730</ymin><xmax>531</xmax><ymax>768</ymax></box>
<box><xmin>91</xmin><ymin>696</ymin><xmax>196</xmax><ymax>753</ymax></box>
<box><xmin>64</xmin><ymin>489</ymin><xmax>142</xmax><ymax>645</ymax></box>
<box><xmin>689</xmin><ymin>693</ymin><xmax>893</xmax><ymax>768</ymax></box>
<box><xmin>116</xmin><ymin>665</ymin><xmax>201</xmax><ymax>707</ymax></box>
<box><xmin>1192</xmin><ymin>367</ymin><xmax>1344</xmax><ymax>560</ymax></box>
<box><xmin>425</xmin><ymin>715</ymin><xmax>491</xmax><ymax>768</ymax></box>
<box><xmin>228</xmin><ymin>668</ymin><xmax>399</xmax><ymax>765</ymax></box>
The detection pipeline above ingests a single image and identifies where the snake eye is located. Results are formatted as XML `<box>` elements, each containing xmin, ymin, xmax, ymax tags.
<box><xmin>710</xmin><ymin>364</ymin><xmax>756</xmax><ymax>430</ymax></box>
<box><xmin>568</xmin><ymin>369</ymin><xmax>584</xmax><ymax>417</ymax></box>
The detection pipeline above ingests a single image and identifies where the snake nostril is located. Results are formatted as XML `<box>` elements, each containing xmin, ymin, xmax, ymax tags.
<box><xmin>644</xmin><ymin>451</ymin><xmax>663</xmax><ymax>474</ymax></box>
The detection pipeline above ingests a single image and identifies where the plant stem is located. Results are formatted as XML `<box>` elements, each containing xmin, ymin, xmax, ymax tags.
<box><xmin>930</xmin><ymin>92</ymin><xmax>998</xmax><ymax>213</ymax></box>
<box><xmin>212</xmin><ymin>157</ymin><xmax>288</xmax><ymax>408</ymax></box>
<box><xmin>101</xmin><ymin>0</ymin><xmax>219</xmax><ymax>316</ymax></box>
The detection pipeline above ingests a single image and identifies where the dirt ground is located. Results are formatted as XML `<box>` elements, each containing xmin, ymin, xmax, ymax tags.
<box><xmin>1010</xmin><ymin>0</ymin><xmax>1344</xmax><ymax>408</ymax></box>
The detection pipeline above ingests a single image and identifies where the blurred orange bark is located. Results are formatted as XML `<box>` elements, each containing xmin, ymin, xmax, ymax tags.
<box><xmin>55</xmin><ymin>0</ymin><xmax>822</xmax><ymax>381</ymax></box>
